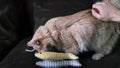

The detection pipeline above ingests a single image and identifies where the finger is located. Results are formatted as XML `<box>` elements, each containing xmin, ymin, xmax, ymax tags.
<box><xmin>104</xmin><ymin>0</ymin><xmax>109</xmax><ymax>4</ymax></box>
<box><xmin>92</xmin><ymin>3</ymin><xmax>103</xmax><ymax>9</ymax></box>
<box><xmin>93</xmin><ymin>2</ymin><xmax>103</xmax><ymax>5</ymax></box>
<box><xmin>91</xmin><ymin>9</ymin><xmax>102</xmax><ymax>19</ymax></box>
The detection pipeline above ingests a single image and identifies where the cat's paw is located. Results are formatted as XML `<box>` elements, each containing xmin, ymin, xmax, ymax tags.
<box><xmin>92</xmin><ymin>53</ymin><xmax>104</xmax><ymax>60</ymax></box>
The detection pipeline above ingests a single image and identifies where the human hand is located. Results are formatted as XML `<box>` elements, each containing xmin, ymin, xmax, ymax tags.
<box><xmin>91</xmin><ymin>1</ymin><xmax>120</xmax><ymax>22</ymax></box>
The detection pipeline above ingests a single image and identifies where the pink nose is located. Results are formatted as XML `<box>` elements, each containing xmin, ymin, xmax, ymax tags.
<box><xmin>27</xmin><ymin>40</ymin><xmax>35</xmax><ymax>46</ymax></box>
<box><xmin>27</xmin><ymin>42</ymin><xmax>32</xmax><ymax>46</ymax></box>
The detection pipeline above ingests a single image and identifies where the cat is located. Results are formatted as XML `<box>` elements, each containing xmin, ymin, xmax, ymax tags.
<box><xmin>27</xmin><ymin>0</ymin><xmax>119</xmax><ymax>60</ymax></box>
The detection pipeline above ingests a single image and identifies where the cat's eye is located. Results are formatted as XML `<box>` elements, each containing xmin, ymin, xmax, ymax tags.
<box><xmin>36</xmin><ymin>40</ymin><xmax>41</xmax><ymax>45</ymax></box>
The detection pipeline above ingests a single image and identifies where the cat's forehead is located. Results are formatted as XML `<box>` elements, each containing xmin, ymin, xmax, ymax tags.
<box><xmin>32</xmin><ymin>30</ymin><xmax>42</xmax><ymax>40</ymax></box>
<box><xmin>33</xmin><ymin>29</ymin><xmax>46</xmax><ymax>39</ymax></box>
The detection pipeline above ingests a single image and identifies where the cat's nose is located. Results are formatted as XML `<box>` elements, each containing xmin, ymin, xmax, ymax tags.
<box><xmin>27</xmin><ymin>42</ymin><xmax>32</xmax><ymax>46</ymax></box>
<box><xmin>27</xmin><ymin>40</ymin><xmax>35</xmax><ymax>46</ymax></box>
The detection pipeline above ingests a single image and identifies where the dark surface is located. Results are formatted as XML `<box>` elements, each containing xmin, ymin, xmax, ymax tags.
<box><xmin>0</xmin><ymin>38</ymin><xmax>120</xmax><ymax>68</ymax></box>
<box><xmin>0</xmin><ymin>0</ymin><xmax>33</xmax><ymax>61</ymax></box>
<box><xmin>93</xmin><ymin>0</ymin><xmax>103</xmax><ymax>3</ymax></box>
<box><xmin>0</xmin><ymin>38</ymin><xmax>38</xmax><ymax>68</ymax></box>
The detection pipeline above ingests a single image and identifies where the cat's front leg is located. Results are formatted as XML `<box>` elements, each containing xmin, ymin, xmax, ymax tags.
<box><xmin>92</xmin><ymin>40</ymin><xmax>115</xmax><ymax>60</ymax></box>
<box><xmin>92</xmin><ymin>53</ymin><xmax>104</xmax><ymax>60</ymax></box>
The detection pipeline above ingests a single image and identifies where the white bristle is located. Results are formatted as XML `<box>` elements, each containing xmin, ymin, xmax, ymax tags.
<box><xmin>36</xmin><ymin>60</ymin><xmax>82</xmax><ymax>67</ymax></box>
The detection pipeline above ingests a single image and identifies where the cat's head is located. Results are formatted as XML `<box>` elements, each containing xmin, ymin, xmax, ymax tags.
<box><xmin>27</xmin><ymin>26</ymin><xmax>56</xmax><ymax>53</ymax></box>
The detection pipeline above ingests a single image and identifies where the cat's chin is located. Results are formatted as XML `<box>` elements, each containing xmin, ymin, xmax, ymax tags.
<box><xmin>32</xmin><ymin>45</ymin><xmax>40</xmax><ymax>52</ymax></box>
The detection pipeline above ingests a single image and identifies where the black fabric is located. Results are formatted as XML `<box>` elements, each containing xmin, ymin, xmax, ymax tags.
<box><xmin>0</xmin><ymin>38</ymin><xmax>38</xmax><ymax>68</ymax></box>
<box><xmin>93</xmin><ymin>0</ymin><xmax>103</xmax><ymax>3</ymax></box>
<box><xmin>33</xmin><ymin>0</ymin><xmax>93</xmax><ymax>31</ymax></box>
<box><xmin>0</xmin><ymin>38</ymin><xmax>120</xmax><ymax>68</ymax></box>
<box><xmin>0</xmin><ymin>0</ymin><xmax>33</xmax><ymax>61</ymax></box>
<box><xmin>0</xmin><ymin>0</ymin><xmax>19</xmax><ymax>61</ymax></box>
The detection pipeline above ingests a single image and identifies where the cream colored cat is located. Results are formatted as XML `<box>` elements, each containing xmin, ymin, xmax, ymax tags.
<box><xmin>27</xmin><ymin>0</ymin><xmax>120</xmax><ymax>60</ymax></box>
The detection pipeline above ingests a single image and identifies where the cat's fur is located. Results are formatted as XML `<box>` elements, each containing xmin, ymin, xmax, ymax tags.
<box><xmin>27</xmin><ymin>0</ymin><xmax>119</xmax><ymax>60</ymax></box>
